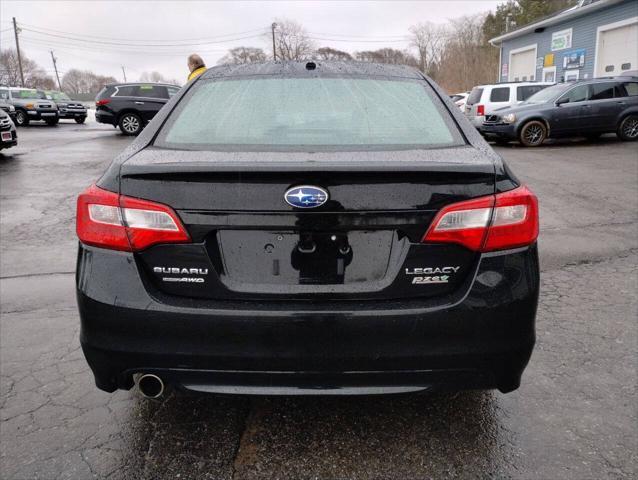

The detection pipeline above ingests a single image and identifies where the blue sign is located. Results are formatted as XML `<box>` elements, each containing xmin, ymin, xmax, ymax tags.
<box><xmin>563</xmin><ymin>49</ymin><xmax>586</xmax><ymax>69</ymax></box>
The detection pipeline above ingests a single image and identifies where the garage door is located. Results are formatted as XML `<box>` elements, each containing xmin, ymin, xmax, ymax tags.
<box><xmin>596</xmin><ymin>20</ymin><xmax>638</xmax><ymax>77</ymax></box>
<box><xmin>509</xmin><ymin>47</ymin><xmax>536</xmax><ymax>82</ymax></box>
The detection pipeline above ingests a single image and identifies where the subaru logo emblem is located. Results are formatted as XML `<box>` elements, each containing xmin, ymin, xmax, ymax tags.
<box><xmin>284</xmin><ymin>185</ymin><xmax>329</xmax><ymax>209</ymax></box>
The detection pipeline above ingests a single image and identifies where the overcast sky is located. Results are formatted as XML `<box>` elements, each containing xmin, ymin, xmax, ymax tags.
<box><xmin>1</xmin><ymin>0</ymin><xmax>502</xmax><ymax>85</ymax></box>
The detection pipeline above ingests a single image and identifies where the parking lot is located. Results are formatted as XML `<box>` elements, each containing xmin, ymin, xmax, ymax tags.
<box><xmin>1</xmin><ymin>120</ymin><xmax>636</xmax><ymax>479</ymax></box>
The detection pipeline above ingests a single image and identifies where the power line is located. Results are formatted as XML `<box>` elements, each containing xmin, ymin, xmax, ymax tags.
<box><xmin>20</xmin><ymin>37</ymin><xmax>230</xmax><ymax>56</ymax></box>
<box><xmin>17</xmin><ymin>22</ymin><xmax>269</xmax><ymax>43</ymax></box>
<box><xmin>19</xmin><ymin>26</ymin><xmax>269</xmax><ymax>47</ymax></box>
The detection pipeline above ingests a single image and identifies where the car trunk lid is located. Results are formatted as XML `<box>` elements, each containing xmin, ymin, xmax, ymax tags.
<box><xmin>118</xmin><ymin>147</ymin><xmax>495</xmax><ymax>301</ymax></box>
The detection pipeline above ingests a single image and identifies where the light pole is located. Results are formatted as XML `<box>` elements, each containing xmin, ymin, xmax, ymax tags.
<box><xmin>271</xmin><ymin>23</ymin><xmax>277</xmax><ymax>61</ymax></box>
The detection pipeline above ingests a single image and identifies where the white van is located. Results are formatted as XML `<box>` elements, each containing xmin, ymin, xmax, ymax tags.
<box><xmin>465</xmin><ymin>82</ymin><xmax>554</xmax><ymax>129</ymax></box>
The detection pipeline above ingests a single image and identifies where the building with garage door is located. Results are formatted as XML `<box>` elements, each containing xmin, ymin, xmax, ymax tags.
<box><xmin>490</xmin><ymin>0</ymin><xmax>638</xmax><ymax>83</ymax></box>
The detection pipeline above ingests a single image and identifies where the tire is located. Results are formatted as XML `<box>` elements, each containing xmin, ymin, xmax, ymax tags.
<box><xmin>617</xmin><ymin>115</ymin><xmax>638</xmax><ymax>141</ymax></box>
<box><xmin>15</xmin><ymin>110</ymin><xmax>29</xmax><ymax>127</ymax></box>
<box><xmin>75</xmin><ymin>116</ymin><xmax>86</xmax><ymax>124</ymax></box>
<box><xmin>119</xmin><ymin>113</ymin><xmax>142</xmax><ymax>136</ymax></box>
<box><xmin>45</xmin><ymin>117</ymin><xmax>59</xmax><ymax>126</ymax></box>
<box><xmin>519</xmin><ymin>120</ymin><xmax>547</xmax><ymax>147</ymax></box>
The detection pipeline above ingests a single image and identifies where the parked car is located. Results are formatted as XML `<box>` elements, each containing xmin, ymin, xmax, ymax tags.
<box><xmin>0</xmin><ymin>87</ymin><xmax>59</xmax><ymax>126</ymax></box>
<box><xmin>481</xmin><ymin>77</ymin><xmax>638</xmax><ymax>146</ymax></box>
<box><xmin>76</xmin><ymin>61</ymin><xmax>539</xmax><ymax>398</ymax></box>
<box><xmin>44</xmin><ymin>90</ymin><xmax>87</xmax><ymax>123</ymax></box>
<box><xmin>0</xmin><ymin>108</ymin><xmax>17</xmax><ymax>150</ymax></box>
<box><xmin>0</xmin><ymin>100</ymin><xmax>17</xmax><ymax>123</ymax></box>
<box><xmin>465</xmin><ymin>81</ymin><xmax>554</xmax><ymax>130</ymax></box>
<box><xmin>449</xmin><ymin>91</ymin><xmax>469</xmax><ymax>111</ymax></box>
<box><xmin>95</xmin><ymin>82</ymin><xmax>180</xmax><ymax>135</ymax></box>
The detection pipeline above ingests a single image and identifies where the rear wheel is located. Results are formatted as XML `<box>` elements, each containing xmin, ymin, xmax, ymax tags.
<box><xmin>519</xmin><ymin>120</ymin><xmax>547</xmax><ymax>147</ymax></box>
<box><xmin>15</xmin><ymin>110</ymin><xmax>29</xmax><ymax>127</ymax></box>
<box><xmin>119</xmin><ymin>113</ymin><xmax>142</xmax><ymax>136</ymax></box>
<box><xmin>75</xmin><ymin>116</ymin><xmax>86</xmax><ymax>124</ymax></box>
<box><xmin>617</xmin><ymin>115</ymin><xmax>638</xmax><ymax>141</ymax></box>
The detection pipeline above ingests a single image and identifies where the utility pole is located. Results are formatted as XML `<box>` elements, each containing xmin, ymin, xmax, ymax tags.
<box><xmin>271</xmin><ymin>23</ymin><xmax>277</xmax><ymax>61</ymax></box>
<box><xmin>12</xmin><ymin>17</ymin><xmax>25</xmax><ymax>87</ymax></box>
<box><xmin>121</xmin><ymin>66</ymin><xmax>127</xmax><ymax>82</ymax></box>
<box><xmin>50</xmin><ymin>51</ymin><xmax>62</xmax><ymax>90</ymax></box>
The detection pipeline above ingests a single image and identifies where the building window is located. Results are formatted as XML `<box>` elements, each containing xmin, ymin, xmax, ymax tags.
<box><xmin>621</xmin><ymin>63</ymin><xmax>631</xmax><ymax>71</ymax></box>
<box><xmin>605</xmin><ymin>65</ymin><xmax>615</xmax><ymax>72</ymax></box>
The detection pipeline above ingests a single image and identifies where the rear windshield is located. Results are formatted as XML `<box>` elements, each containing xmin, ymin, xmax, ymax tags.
<box><xmin>155</xmin><ymin>77</ymin><xmax>464</xmax><ymax>151</ymax></box>
<box><xmin>466</xmin><ymin>87</ymin><xmax>483</xmax><ymax>105</ymax></box>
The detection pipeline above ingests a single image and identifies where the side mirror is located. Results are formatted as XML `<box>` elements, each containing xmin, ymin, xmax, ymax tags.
<box><xmin>555</xmin><ymin>97</ymin><xmax>569</xmax><ymax>106</ymax></box>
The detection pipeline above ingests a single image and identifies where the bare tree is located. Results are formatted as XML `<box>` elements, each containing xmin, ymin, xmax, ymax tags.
<box><xmin>217</xmin><ymin>47</ymin><xmax>267</xmax><ymax>65</ymax></box>
<box><xmin>0</xmin><ymin>48</ymin><xmax>56</xmax><ymax>88</ymax></box>
<box><xmin>409</xmin><ymin>22</ymin><xmax>447</xmax><ymax>75</ymax></box>
<box><xmin>355</xmin><ymin>48</ymin><xmax>419</xmax><ymax>67</ymax></box>
<box><xmin>271</xmin><ymin>18</ymin><xmax>315</xmax><ymax>61</ymax></box>
<box><xmin>62</xmin><ymin>69</ymin><xmax>117</xmax><ymax>95</ymax></box>
<box><xmin>435</xmin><ymin>14</ymin><xmax>498</xmax><ymax>93</ymax></box>
<box><xmin>315</xmin><ymin>47</ymin><xmax>352</xmax><ymax>61</ymax></box>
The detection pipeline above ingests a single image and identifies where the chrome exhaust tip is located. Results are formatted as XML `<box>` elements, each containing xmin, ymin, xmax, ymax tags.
<box><xmin>137</xmin><ymin>374</ymin><xmax>165</xmax><ymax>399</ymax></box>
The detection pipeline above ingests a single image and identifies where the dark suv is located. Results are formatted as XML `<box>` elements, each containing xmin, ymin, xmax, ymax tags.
<box><xmin>95</xmin><ymin>83</ymin><xmax>180</xmax><ymax>135</ymax></box>
<box><xmin>45</xmin><ymin>90</ymin><xmax>87</xmax><ymax>123</ymax></box>
<box><xmin>482</xmin><ymin>77</ymin><xmax>638</xmax><ymax>146</ymax></box>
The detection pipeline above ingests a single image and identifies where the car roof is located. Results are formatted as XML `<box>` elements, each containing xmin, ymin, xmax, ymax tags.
<box><xmin>105</xmin><ymin>82</ymin><xmax>180</xmax><ymax>87</ymax></box>
<box><xmin>474</xmin><ymin>82</ymin><xmax>554</xmax><ymax>89</ymax></box>
<box><xmin>201</xmin><ymin>61</ymin><xmax>424</xmax><ymax>80</ymax></box>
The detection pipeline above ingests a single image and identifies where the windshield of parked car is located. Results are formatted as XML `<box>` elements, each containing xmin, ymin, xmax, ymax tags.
<box><xmin>523</xmin><ymin>84</ymin><xmax>571</xmax><ymax>104</ymax></box>
<box><xmin>155</xmin><ymin>77</ymin><xmax>464</xmax><ymax>151</ymax></box>
<box><xmin>13</xmin><ymin>89</ymin><xmax>46</xmax><ymax>100</ymax></box>
<box><xmin>48</xmin><ymin>91</ymin><xmax>71</xmax><ymax>101</ymax></box>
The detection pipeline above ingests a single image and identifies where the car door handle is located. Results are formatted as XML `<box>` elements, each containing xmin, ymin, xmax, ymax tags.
<box><xmin>134</xmin><ymin>101</ymin><xmax>145</xmax><ymax>105</ymax></box>
<box><xmin>616</xmin><ymin>101</ymin><xmax>626</xmax><ymax>105</ymax></box>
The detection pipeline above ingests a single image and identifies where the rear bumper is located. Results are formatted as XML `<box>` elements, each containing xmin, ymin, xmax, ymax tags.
<box><xmin>77</xmin><ymin>244</ymin><xmax>539</xmax><ymax>394</ymax></box>
<box><xmin>0</xmin><ymin>129</ymin><xmax>17</xmax><ymax>149</ymax></box>
<box><xmin>95</xmin><ymin>110</ymin><xmax>116</xmax><ymax>125</ymax></box>
<box><xmin>466</xmin><ymin>115</ymin><xmax>485</xmax><ymax>129</ymax></box>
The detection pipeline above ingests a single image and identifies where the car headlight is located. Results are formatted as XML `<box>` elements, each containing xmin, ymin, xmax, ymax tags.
<box><xmin>25</xmin><ymin>103</ymin><xmax>34</xmax><ymax>109</ymax></box>
<box><xmin>9</xmin><ymin>105</ymin><xmax>15</xmax><ymax>112</ymax></box>
<box><xmin>502</xmin><ymin>113</ymin><xmax>517</xmax><ymax>124</ymax></box>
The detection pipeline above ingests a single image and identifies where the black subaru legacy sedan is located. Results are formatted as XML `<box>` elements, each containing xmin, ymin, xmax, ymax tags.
<box><xmin>76</xmin><ymin>61</ymin><xmax>539</xmax><ymax>398</ymax></box>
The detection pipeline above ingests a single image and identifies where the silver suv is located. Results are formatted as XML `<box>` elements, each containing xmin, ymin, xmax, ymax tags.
<box><xmin>0</xmin><ymin>87</ymin><xmax>59</xmax><ymax>126</ymax></box>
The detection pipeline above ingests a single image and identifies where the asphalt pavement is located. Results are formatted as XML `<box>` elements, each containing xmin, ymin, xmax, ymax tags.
<box><xmin>1</xmin><ymin>119</ymin><xmax>636</xmax><ymax>479</ymax></box>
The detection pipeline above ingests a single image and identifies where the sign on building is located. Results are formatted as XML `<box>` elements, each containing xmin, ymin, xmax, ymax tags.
<box><xmin>551</xmin><ymin>28</ymin><xmax>573</xmax><ymax>51</ymax></box>
<box><xmin>563</xmin><ymin>49</ymin><xmax>586</xmax><ymax>69</ymax></box>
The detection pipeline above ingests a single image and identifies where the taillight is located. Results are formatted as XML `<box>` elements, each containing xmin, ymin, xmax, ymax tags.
<box><xmin>95</xmin><ymin>99</ymin><xmax>110</xmax><ymax>107</ymax></box>
<box><xmin>422</xmin><ymin>186</ymin><xmax>538</xmax><ymax>252</ymax></box>
<box><xmin>476</xmin><ymin>104</ymin><xmax>485</xmax><ymax>116</ymax></box>
<box><xmin>76</xmin><ymin>184</ymin><xmax>190</xmax><ymax>252</ymax></box>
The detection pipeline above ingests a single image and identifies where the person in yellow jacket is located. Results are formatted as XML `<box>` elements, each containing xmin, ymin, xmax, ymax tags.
<box><xmin>187</xmin><ymin>54</ymin><xmax>207</xmax><ymax>81</ymax></box>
